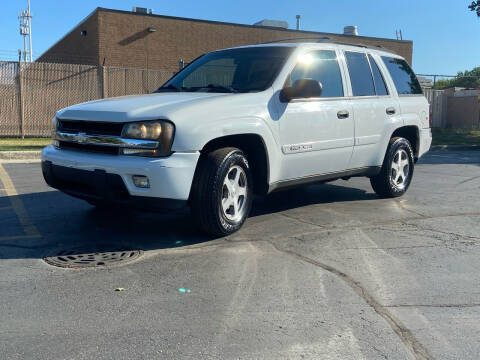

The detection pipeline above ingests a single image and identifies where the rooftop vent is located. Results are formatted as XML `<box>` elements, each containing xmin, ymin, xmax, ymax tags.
<box><xmin>132</xmin><ymin>6</ymin><xmax>153</xmax><ymax>14</ymax></box>
<box><xmin>254</xmin><ymin>19</ymin><xmax>288</xmax><ymax>29</ymax></box>
<box><xmin>344</xmin><ymin>26</ymin><xmax>358</xmax><ymax>36</ymax></box>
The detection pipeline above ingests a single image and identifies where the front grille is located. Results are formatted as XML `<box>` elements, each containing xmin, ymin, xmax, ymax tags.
<box><xmin>58</xmin><ymin>141</ymin><xmax>120</xmax><ymax>155</ymax></box>
<box><xmin>57</xmin><ymin>119</ymin><xmax>124</xmax><ymax>155</ymax></box>
<box><xmin>58</xmin><ymin>120</ymin><xmax>124</xmax><ymax>136</ymax></box>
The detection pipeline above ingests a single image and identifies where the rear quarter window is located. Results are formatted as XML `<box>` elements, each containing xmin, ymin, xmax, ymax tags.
<box><xmin>381</xmin><ymin>56</ymin><xmax>422</xmax><ymax>95</ymax></box>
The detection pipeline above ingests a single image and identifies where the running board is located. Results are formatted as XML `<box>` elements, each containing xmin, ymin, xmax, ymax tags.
<box><xmin>268</xmin><ymin>166</ymin><xmax>381</xmax><ymax>193</ymax></box>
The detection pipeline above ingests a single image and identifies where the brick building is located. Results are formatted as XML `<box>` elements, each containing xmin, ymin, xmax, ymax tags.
<box><xmin>37</xmin><ymin>7</ymin><xmax>413</xmax><ymax>71</ymax></box>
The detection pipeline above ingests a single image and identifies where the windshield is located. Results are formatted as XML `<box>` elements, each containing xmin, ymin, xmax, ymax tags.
<box><xmin>156</xmin><ymin>46</ymin><xmax>294</xmax><ymax>93</ymax></box>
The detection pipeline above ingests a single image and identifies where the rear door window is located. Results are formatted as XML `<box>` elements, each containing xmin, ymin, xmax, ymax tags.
<box><xmin>289</xmin><ymin>50</ymin><xmax>344</xmax><ymax>98</ymax></box>
<box><xmin>345</xmin><ymin>52</ymin><xmax>375</xmax><ymax>96</ymax></box>
<box><xmin>368</xmin><ymin>54</ymin><xmax>389</xmax><ymax>96</ymax></box>
<box><xmin>381</xmin><ymin>56</ymin><xmax>422</xmax><ymax>95</ymax></box>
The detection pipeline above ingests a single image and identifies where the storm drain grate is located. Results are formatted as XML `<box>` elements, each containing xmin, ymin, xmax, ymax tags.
<box><xmin>43</xmin><ymin>248</ymin><xmax>143</xmax><ymax>268</ymax></box>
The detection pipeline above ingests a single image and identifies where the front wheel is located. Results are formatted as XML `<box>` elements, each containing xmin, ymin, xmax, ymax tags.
<box><xmin>370</xmin><ymin>137</ymin><xmax>414</xmax><ymax>198</ymax></box>
<box><xmin>190</xmin><ymin>147</ymin><xmax>253</xmax><ymax>236</ymax></box>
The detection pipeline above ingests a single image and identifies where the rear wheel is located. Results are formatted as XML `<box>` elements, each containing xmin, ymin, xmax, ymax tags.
<box><xmin>370</xmin><ymin>137</ymin><xmax>414</xmax><ymax>198</ymax></box>
<box><xmin>190</xmin><ymin>147</ymin><xmax>253</xmax><ymax>236</ymax></box>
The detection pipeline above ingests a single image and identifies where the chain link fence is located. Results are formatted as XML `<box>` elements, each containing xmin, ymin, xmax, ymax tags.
<box><xmin>0</xmin><ymin>61</ymin><xmax>174</xmax><ymax>137</ymax></box>
<box><xmin>2</xmin><ymin>62</ymin><xmax>479</xmax><ymax>136</ymax></box>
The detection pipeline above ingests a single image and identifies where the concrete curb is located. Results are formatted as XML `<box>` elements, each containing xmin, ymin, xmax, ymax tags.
<box><xmin>0</xmin><ymin>151</ymin><xmax>41</xmax><ymax>161</ymax></box>
<box><xmin>430</xmin><ymin>145</ymin><xmax>480</xmax><ymax>151</ymax></box>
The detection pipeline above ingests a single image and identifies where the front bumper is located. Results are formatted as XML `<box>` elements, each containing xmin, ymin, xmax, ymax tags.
<box><xmin>41</xmin><ymin>145</ymin><xmax>200</xmax><ymax>208</ymax></box>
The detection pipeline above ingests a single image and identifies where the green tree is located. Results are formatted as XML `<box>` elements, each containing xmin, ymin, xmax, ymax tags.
<box><xmin>434</xmin><ymin>67</ymin><xmax>480</xmax><ymax>89</ymax></box>
<box><xmin>469</xmin><ymin>1</ymin><xmax>480</xmax><ymax>16</ymax></box>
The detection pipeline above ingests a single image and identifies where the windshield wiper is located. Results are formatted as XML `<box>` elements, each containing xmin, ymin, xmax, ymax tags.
<box><xmin>206</xmin><ymin>83</ymin><xmax>239</xmax><ymax>93</ymax></box>
<box><xmin>186</xmin><ymin>84</ymin><xmax>239</xmax><ymax>93</ymax></box>
<box><xmin>155</xmin><ymin>84</ymin><xmax>181</xmax><ymax>92</ymax></box>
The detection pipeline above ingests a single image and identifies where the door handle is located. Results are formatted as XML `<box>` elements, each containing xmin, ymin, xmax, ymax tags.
<box><xmin>386</xmin><ymin>107</ymin><xmax>396</xmax><ymax>115</ymax></box>
<box><xmin>337</xmin><ymin>110</ymin><xmax>349</xmax><ymax>119</ymax></box>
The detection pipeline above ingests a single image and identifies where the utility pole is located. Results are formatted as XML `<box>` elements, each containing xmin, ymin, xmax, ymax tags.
<box><xmin>296</xmin><ymin>15</ymin><xmax>301</xmax><ymax>30</ymax></box>
<box><xmin>19</xmin><ymin>0</ymin><xmax>33</xmax><ymax>62</ymax></box>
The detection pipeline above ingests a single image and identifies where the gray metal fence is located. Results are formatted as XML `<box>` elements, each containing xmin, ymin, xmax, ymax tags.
<box><xmin>0</xmin><ymin>61</ymin><xmax>174</xmax><ymax>137</ymax></box>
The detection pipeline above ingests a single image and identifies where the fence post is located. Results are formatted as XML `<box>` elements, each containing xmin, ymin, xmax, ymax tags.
<box><xmin>97</xmin><ymin>65</ymin><xmax>107</xmax><ymax>99</ymax></box>
<box><xmin>17</xmin><ymin>61</ymin><xmax>25</xmax><ymax>139</ymax></box>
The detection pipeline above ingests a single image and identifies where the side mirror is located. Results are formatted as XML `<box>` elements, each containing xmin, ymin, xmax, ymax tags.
<box><xmin>280</xmin><ymin>78</ymin><xmax>323</xmax><ymax>102</ymax></box>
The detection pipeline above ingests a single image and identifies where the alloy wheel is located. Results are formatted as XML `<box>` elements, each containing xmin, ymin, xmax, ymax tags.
<box><xmin>221</xmin><ymin>165</ymin><xmax>248</xmax><ymax>222</ymax></box>
<box><xmin>390</xmin><ymin>149</ymin><xmax>410</xmax><ymax>190</ymax></box>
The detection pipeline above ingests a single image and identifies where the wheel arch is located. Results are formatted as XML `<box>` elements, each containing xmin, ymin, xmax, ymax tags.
<box><xmin>198</xmin><ymin>133</ymin><xmax>270</xmax><ymax>196</ymax></box>
<box><xmin>390</xmin><ymin>125</ymin><xmax>420</xmax><ymax>161</ymax></box>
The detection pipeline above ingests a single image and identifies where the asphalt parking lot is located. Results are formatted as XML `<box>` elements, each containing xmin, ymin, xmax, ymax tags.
<box><xmin>1</xmin><ymin>149</ymin><xmax>479</xmax><ymax>360</ymax></box>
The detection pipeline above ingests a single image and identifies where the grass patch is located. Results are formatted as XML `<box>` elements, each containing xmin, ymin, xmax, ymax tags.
<box><xmin>432</xmin><ymin>129</ymin><xmax>480</xmax><ymax>146</ymax></box>
<box><xmin>0</xmin><ymin>138</ymin><xmax>51</xmax><ymax>151</ymax></box>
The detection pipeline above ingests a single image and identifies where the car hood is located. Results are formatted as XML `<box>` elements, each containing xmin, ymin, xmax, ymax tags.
<box><xmin>56</xmin><ymin>92</ymin><xmax>230</xmax><ymax>122</ymax></box>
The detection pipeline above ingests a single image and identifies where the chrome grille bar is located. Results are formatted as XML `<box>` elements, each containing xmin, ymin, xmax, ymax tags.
<box><xmin>54</xmin><ymin>131</ymin><xmax>159</xmax><ymax>149</ymax></box>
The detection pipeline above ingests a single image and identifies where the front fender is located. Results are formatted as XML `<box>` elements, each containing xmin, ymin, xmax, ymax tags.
<box><xmin>172</xmin><ymin>116</ymin><xmax>282</xmax><ymax>184</ymax></box>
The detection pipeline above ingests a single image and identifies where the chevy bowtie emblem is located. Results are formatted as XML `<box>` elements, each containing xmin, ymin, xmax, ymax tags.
<box><xmin>76</xmin><ymin>132</ymin><xmax>87</xmax><ymax>144</ymax></box>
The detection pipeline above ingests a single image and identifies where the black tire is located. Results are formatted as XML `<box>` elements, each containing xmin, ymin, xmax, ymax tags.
<box><xmin>370</xmin><ymin>137</ymin><xmax>415</xmax><ymax>198</ymax></box>
<box><xmin>190</xmin><ymin>147</ymin><xmax>253</xmax><ymax>236</ymax></box>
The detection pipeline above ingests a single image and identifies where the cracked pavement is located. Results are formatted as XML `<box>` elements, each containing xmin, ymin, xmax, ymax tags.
<box><xmin>0</xmin><ymin>149</ymin><xmax>479</xmax><ymax>359</ymax></box>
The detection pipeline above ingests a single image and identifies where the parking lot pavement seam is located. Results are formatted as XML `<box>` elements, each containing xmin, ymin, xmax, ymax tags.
<box><xmin>457</xmin><ymin>175</ymin><xmax>480</xmax><ymax>186</ymax></box>
<box><xmin>394</xmin><ymin>200</ymin><xmax>427</xmax><ymax>218</ymax></box>
<box><xmin>403</xmin><ymin>222</ymin><xmax>480</xmax><ymax>242</ymax></box>
<box><xmin>0</xmin><ymin>163</ymin><xmax>41</xmax><ymax>237</ymax></box>
<box><xmin>266</xmin><ymin>240</ymin><xmax>434</xmax><ymax>360</ymax></box>
<box><xmin>263</xmin><ymin>211</ymin><xmax>480</xmax><ymax>244</ymax></box>
<box><xmin>385</xmin><ymin>303</ymin><xmax>480</xmax><ymax>308</ymax></box>
<box><xmin>278</xmin><ymin>212</ymin><xmax>325</xmax><ymax>229</ymax></box>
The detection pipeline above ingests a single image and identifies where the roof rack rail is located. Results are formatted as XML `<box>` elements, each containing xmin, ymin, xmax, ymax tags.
<box><xmin>258</xmin><ymin>37</ymin><xmax>387</xmax><ymax>51</ymax></box>
<box><xmin>261</xmin><ymin>36</ymin><xmax>331</xmax><ymax>44</ymax></box>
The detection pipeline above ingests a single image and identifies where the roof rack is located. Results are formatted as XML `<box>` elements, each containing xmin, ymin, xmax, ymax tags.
<box><xmin>262</xmin><ymin>36</ymin><xmax>331</xmax><ymax>44</ymax></box>
<box><xmin>259</xmin><ymin>37</ymin><xmax>386</xmax><ymax>51</ymax></box>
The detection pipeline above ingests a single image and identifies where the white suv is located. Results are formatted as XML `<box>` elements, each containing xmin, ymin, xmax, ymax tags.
<box><xmin>42</xmin><ymin>42</ymin><xmax>432</xmax><ymax>235</ymax></box>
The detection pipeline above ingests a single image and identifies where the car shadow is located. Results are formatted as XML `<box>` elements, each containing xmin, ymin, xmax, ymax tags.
<box><xmin>0</xmin><ymin>182</ymin><xmax>375</xmax><ymax>261</ymax></box>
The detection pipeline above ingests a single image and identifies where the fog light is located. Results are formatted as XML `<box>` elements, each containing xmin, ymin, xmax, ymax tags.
<box><xmin>132</xmin><ymin>175</ymin><xmax>150</xmax><ymax>188</ymax></box>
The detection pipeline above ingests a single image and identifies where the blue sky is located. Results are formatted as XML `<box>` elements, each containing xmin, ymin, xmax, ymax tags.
<box><xmin>1</xmin><ymin>1</ymin><xmax>478</xmax><ymax>75</ymax></box>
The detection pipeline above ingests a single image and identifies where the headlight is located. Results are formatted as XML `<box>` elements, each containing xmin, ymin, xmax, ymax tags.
<box><xmin>121</xmin><ymin>120</ymin><xmax>175</xmax><ymax>157</ymax></box>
